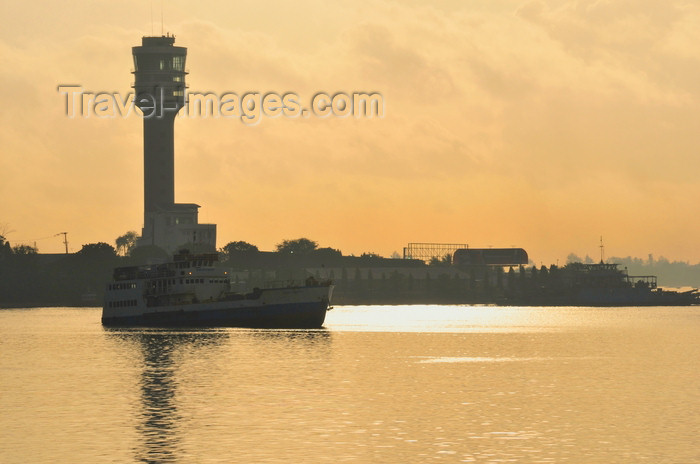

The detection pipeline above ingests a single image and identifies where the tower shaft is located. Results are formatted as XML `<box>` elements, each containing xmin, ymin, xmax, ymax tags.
<box><xmin>142</xmin><ymin>114</ymin><xmax>175</xmax><ymax>212</ymax></box>
<box><xmin>132</xmin><ymin>35</ymin><xmax>187</xmax><ymax>215</ymax></box>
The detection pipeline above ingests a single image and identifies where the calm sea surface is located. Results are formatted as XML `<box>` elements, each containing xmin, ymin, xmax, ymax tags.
<box><xmin>1</xmin><ymin>305</ymin><xmax>698</xmax><ymax>463</ymax></box>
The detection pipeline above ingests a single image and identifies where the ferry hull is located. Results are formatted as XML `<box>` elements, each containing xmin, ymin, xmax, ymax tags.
<box><xmin>102</xmin><ymin>300</ymin><xmax>328</xmax><ymax>329</ymax></box>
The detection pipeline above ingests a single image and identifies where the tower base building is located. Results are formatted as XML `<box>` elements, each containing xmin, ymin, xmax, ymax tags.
<box><xmin>137</xmin><ymin>203</ymin><xmax>217</xmax><ymax>254</ymax></box>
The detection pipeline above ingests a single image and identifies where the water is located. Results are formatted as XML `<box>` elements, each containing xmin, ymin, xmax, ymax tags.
<box><xmin>1</xmin><ymin>305</ymin><xmax>698</xmax><ymax>463</ymax></box>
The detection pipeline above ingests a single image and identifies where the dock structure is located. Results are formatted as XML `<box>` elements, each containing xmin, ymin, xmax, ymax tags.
<box><xmin>402</xmin><ymin>243</ymin><xmax>469</xmax><ymax>263</ymax></box>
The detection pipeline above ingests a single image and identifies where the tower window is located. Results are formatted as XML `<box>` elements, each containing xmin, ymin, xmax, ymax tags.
<box><xmin>173</xmin><ymin>56</ymin><xmax>185</xmax><ymax>71</ymax></box>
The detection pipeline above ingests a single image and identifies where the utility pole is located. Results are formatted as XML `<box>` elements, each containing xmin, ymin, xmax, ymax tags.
<box><xmin>59</xmin><ymin>232</ymin><xmax>68</xmax><ymax>254</ymax></box>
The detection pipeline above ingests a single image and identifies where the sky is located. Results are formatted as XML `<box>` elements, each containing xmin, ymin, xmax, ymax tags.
<box><xmin>1</xmin><ymin>0</ymin><xmax>700</xmax><ymax>265</ymax></box>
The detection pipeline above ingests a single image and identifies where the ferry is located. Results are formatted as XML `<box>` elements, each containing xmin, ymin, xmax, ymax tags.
<box><xmin>102</xmin><ymin>250</ymin><xmax>333</xmax><ymax>328</ymax></box>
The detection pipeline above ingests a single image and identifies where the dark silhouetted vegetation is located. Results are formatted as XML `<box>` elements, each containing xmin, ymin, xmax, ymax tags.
<box><xmin>276</xmin><ymin>238</ymin><xmax>318</xmax><ymax>254</ymax></box>
<box><xmin>115</xmin><ymin>231</ymin><xmax>138</xmax><ymax>256</ymax></box>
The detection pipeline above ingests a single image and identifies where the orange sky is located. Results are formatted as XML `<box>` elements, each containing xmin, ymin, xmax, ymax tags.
<box><xmin>2</xmin><ymin>1</ymin><xmax>700</xmax><ymax>265</ymax></box>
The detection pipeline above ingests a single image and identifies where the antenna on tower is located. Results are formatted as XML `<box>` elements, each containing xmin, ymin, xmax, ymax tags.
<box><xmin>599</xmin><ymin>236</ymin><xmax>605</xmax><ymax>264</ymax></box>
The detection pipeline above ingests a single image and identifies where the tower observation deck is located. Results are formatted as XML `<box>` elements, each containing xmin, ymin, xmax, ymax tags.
<box><xmin>132</xmin><ymin>35</ymin><xmax>216</xmax><ymax>254</ymax></box>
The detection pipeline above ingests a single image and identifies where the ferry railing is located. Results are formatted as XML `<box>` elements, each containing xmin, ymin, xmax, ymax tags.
<box><xmin>628</xmin><ymin>275</ymin><xmax>658</xmax><ymax>289</ymax></box>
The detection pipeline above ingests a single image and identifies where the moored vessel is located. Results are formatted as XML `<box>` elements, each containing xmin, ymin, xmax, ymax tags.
<box><xmin>505</xmin><ymin>262</ymin><xmax>699</xmax><ymax>306</ymax></box>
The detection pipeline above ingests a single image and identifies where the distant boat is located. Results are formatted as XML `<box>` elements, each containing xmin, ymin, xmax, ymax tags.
<box><xmin>102</xmin><ymin>250</ymin><xmax>333</xmax><ymax>328</ymax></box>
<box><xmin>505</xmin><ymin>262</ymin><xmax>699</xmax><ymax>306</ymax></box>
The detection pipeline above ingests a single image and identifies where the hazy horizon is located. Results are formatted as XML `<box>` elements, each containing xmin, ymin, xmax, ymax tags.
<box><xmin>2</xmin><ymin>1</ymin><xmax>700</xmax><ymax>265</ymax></box>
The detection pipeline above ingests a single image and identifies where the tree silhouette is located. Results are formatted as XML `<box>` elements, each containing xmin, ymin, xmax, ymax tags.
<box><xmin>0</xmin><ymin>236</ymin><xmax>11</xmax><ymax>259</ymax></box>
<box><xmin>115</xmin><ymin>231</ymin><xmax>138</xmax><ymax>256</ymax></box>
<box><xmin>220</xmin><ymin>241</ymin><xmax>259</xmax><ymax>264</ymax></box>
<box><xmin>12</xmin><ymin>244</ymin><xmax>38</xmax><ymax>255</ymax></box>
<box><xmin>276</xmin><ymin>238</ymin><xmax>318</xmax><ymax>254</ymax></box>
<box><xmin>221</xmin><ymin>241</ymin><xmax>259</xmax><ymax>254</ymax></box>
<box><xmin>78</xmin><ymin>242</ymin><xmax>117</xmax><ymax>260</ymax></box>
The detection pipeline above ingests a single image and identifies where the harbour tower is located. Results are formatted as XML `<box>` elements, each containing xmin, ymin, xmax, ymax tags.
<box><xmin>132</xmin><ymin>35</ymin><xmax>216</xmax><ymax>254</ymax></box>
